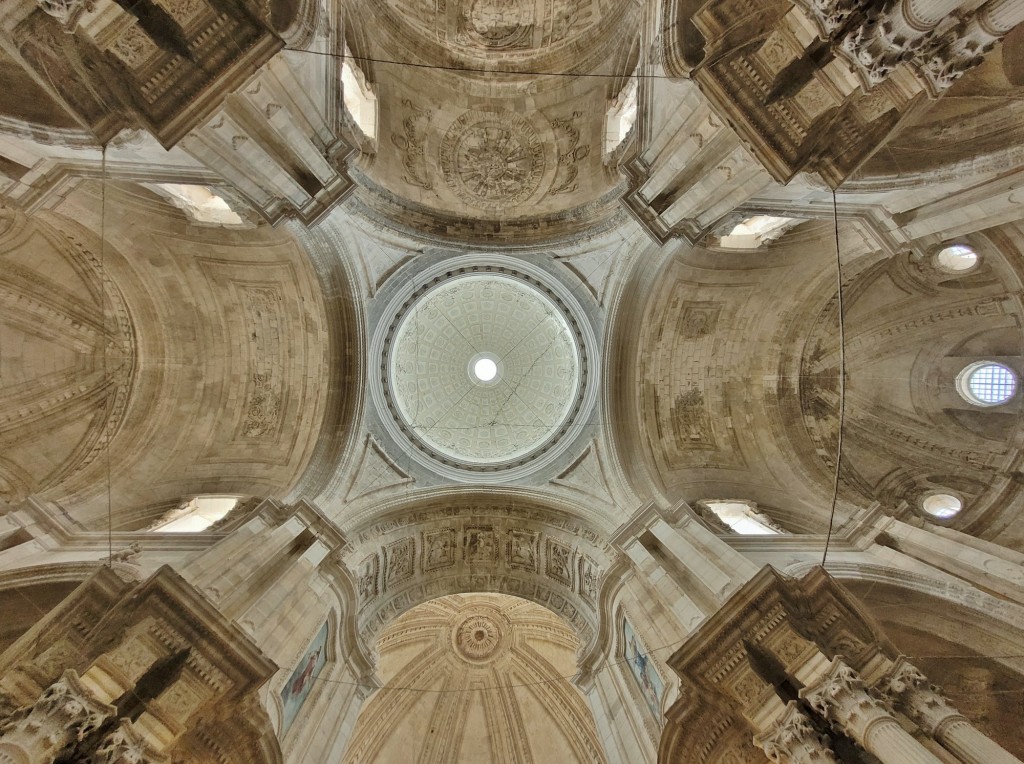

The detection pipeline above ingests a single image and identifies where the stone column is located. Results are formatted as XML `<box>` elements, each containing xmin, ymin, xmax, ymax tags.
<box><xmin>753</xmin><ymin>700</ymin><xmax>840</xmax><ymax>764</ymax></box>
<box><xmin>880</xmin><ymin>659</ymin><xmax>1024</xmax><ymax>764</ymax></box>
<box><xmin>801</xmin><ymin>658</ymin><xmax>945</xmax><ymax>764</ymax></box>
<box><xmin>920</xmin><ymin>0</ymin><xmax>1024</xmax><ymax>89</ymax></box>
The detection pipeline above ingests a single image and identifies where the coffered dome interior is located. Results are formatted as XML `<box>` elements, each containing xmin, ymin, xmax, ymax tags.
<box><xmin>383</xmin><ymin>271</ymin><xmax>585</xmax><ymax>471</ymax></box>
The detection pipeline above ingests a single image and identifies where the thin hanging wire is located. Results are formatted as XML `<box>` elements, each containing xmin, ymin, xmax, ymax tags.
<box><xmin>821</xmin><ymin>188</ymin><xmax>847</xmax><ymax>567</ymax></box>
<box><xmin>101</xmin><ymin>143</ymin><xmax>113</xmax><ymax>564</ymax></box>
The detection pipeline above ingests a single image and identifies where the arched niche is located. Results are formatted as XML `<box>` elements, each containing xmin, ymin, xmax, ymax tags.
<box><xmin>842</xmin><ymin>576</ymin><xmax>1024</xmax><ymax>758</ymax></box>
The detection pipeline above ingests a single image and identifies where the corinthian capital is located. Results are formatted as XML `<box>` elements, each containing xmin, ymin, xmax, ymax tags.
<box><xmin>754</xmin><ymin>701</ymin><xmax>840</xmax><ymax>763</ymax></box>
<box><xmin>878</xmin><ymin>658</ymin><xmax>966</xmax><ymax>735</ymax></box>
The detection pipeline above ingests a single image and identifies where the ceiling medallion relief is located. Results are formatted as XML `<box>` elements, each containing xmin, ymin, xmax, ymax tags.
<box><xmin>439</xmin><ymin>110</ymin><xmax>546</xmax><ymax>211</ymax></box>
<box><xmin>390</xmin><ymin>106</ymin><xmax>593</xmax><ymax>216</ymax></box>
<box><xmin>370</xmin><ymin>255</ymin><xmax>600</xmax><ymax>483</ymax></box>
<box><xmin>452</xmin><ymin>608</ymin><xmax>508</xmax><ymax>663</ymax></box>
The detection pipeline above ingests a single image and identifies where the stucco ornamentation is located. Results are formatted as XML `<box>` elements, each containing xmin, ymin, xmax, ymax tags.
<box><xmin>453</xmin><ymin>613</ymin><xmax>503</xmax><ymax>661</ymax></box>
<box><xmin>439</xmin><ymin>111</ymin><xmax>545</xmax><ymax>210</ymax></box>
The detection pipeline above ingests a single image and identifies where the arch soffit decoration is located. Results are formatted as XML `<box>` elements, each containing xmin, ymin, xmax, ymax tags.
<box><xmin>342</xmin><ymin>490</ymin><xmax>621</xmax><ymax>657</ymax></box>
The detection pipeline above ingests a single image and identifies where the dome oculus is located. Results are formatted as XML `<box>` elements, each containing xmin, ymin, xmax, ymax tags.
<box><xmin>474</xmin><ymin>358</ymin><xmax>498</xmax><ymax>382</ymax></box>
<box><xmin>383</xmin><ymin>271</ymin><xmax>586</xmax><ymax>471</ymax></box>
<box><xmin>936</xmin><ymin>244</ymin><xmax>978</xmax><ymax>273</ymax></box>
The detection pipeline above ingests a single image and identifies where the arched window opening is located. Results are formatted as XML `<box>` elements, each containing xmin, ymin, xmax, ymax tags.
<box><xmin>342</xmin><ymin>51</ymin><xmax>377</xmax><ymax>141</ymax></box>
<box><xmin>151</xmin><ymin>495</ymin><xmax>242</xmax><ymax>533</ymax></box>
<box><xmin>719</xmin><ymin>215</ymin><xmax>800</xmax><ymax>249</ymax></box>
<box><xmin>921</xmin><ymin>493</ymin><xmax>962</xmax><ymax>520</ymax></box>
<box><xmin>956</xmin><ymin>361</ymin><xmax>1018</xmax><ymax>407</ymax></box>
<box><xmin>698</xmin><ymin>500</ymin><xmax>785</xmax><ymax>535</ymax></box>
<box><xmin>150</xmin><ymin>183</ymin><xmax>245</xmax><ymax>226</ymax></box>
<box><xmin>935</xmin><ymin>244</ymin><xmax>979</xmax><ymax>273</ymax></box>
<box><xmin>605</xmin><ymin>76</ymin><xmax>638</xmax><ymax>154</ymax></box>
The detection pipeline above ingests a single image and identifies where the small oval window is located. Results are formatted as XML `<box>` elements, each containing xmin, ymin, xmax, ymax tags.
<box><xmin>957</xmin><ymin>362</ymin><xmax>1018</xmax><ymax>407</ymax></box>
<box><xmin>922</xmin><ymin>493</ymin><xmax>962</xmax><ymax>520</ymax></box>
<box><xmin>936</xmin><ymin>244</ymin><xmax>978</xmax><ymax>273</ymax></box>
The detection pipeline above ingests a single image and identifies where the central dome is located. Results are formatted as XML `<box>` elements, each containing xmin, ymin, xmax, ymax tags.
<box><xmin>384</xmin><ymin>271</ymin><xmax>584</xmax><ymax>472</ymax></box>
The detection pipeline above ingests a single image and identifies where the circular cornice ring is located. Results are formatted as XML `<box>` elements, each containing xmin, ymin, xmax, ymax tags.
<box><xmin>369</xmin><ymin>254</ymin><xmax>600</xmax><ymax>483</ymax></box>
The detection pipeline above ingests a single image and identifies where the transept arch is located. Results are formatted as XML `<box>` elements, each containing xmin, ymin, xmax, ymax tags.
<box><xmin>342</xmin><ymin>490</ymin><xmax>618</xmax><ymax>653</ymax></box>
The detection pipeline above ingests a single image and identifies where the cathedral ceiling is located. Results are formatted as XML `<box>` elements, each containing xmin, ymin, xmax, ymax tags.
<box><xmin>342</xmin><ymin>593</ymin><xmax>607</xmax><ymax>764</ymax></box>
<box><xmin>0</xmin><ymin>183</ymin><xmax>359</xmax><ymax>531</ymax></box>
<box><xmin>1</xmin><ymin>0</ymin><xmax>1024</xmax><ymax>549</ymax></box>
<box><xmin>345</xmin><ymin>0</ymin><xmax>640</xmax><ymax>241</ymax></box>
<box><xmin>625</xmin><ymin>218</ymin><xmax>1024</xmax><ymax>543</ymax></box>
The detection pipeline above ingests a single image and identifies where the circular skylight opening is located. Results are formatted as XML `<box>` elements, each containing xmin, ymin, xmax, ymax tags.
<box><xmin>922</xmin><ymin>493</ymin><xmax>962</xmax><ymax>520</ymax></box>
<box><xmin>936</xmin><ymin>244</ymin><xmax>978</xmax><ymax>273</ymax></box>
<box><xmin>474</xmin><ymin>358</ymin><xmax>497</xmax><ymax>382</ymax></box>
<box><xmin>957</xmin><ymin>361</ymin><xmax>1018</xmax><ymax>406</ymax></box>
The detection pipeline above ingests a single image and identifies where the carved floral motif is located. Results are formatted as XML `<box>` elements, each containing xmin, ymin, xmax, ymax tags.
<box><xmin>439</xmin><ymin>111</ymin><xmax>545</xmax><ymax>210</ymax></box>
<box><xmin>453</xmin><ymin>614</ymin><xmax>503</xmax><ymax>662</ymax></box>
<box><xmin>392</xmin><ymin>100</ymin><xmax>433</xmax><ymax>190</ymax></box>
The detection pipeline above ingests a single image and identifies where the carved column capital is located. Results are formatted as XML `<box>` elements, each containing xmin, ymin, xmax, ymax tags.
<box><xmin>0</xmin><ymin>670</ymin><xmax>116</xmax><ymax>758</ymax></box>
<box><xmin>754</xmin><ymin>701</ymin><xmax>839</xmax><ymax>763</ymax></box>
<box><xmin>35</xmin><ymin>0</ymin><xmax>94</xmax><ymax>27</ymax></box>
<box><xmin>802</xmin><ymin>659</ymin><xmax>882</xmax><ymax>728</ymax></box>
<box><xmin>95</xmin><ymin>719</ymin><xmax>168</xmax><ymax>764</ymax></box>
<box><xmin>877</xmin><ymin>658</ymin><xmax>966</xmax><ymax>736</ymax></box>
<box><xmin>802</xmin><ymin>658</ymin><xmax>946</xmax><ymax>764</ymax></box>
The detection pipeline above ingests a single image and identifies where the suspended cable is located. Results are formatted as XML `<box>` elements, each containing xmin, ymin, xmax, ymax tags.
<box><xmin>101</xmin><ymin>143</ymin><xmax>113</xmax><ymax>565</ymax></box>
<box><xmin>284</xmin><ymin>46</ymin><xmax>677</xmax><ymax>80</ymax></box>
<box><xmin>821</xmin><ymin>188</ymin><xmax>847</xmax><ymax>567</ymax></box>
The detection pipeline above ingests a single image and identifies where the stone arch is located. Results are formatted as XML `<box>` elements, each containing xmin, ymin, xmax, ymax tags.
<box><xmin>0</xmin><ymin>566</ymin><xmax>88</xmax><ymax>653</ymax></box>
<box><xmin>823</xmin><ymin>565</ymin><xmax>1024</xmax><ymax>758</ymax></box>
<box><xmin>787</xmin><ymin>559</ymin><xmax>1024</xmax><ymax>671</ymax></box>
<box><xmin>343</xmin><ymin>490</ymin><xmax>617</xmax><ymax>656</ymax></box>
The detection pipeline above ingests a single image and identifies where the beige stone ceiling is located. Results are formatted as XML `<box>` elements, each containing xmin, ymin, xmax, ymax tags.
<box><xmin>0</xmin><ymin>183</ymin><xmax>354</xmax><ymax>530</ymax></box>
<box><xmin>342</xmin><ymin>593</ymin><xmax>607</xmax><ymax>764</ymax></box>
<box><xmin>2</xmin><ymin>0</ymin><xmax>1024</xmax><ymax>553</ymax></box>
<box><xmin>346</xmin><ymin>0</ymin><xmax>640</xmax><ymax>237</ymax></box>
<box><xmin>621</xmin><ymin>217</ymin><xmax>1024</xmax><ymax>543</ymax></box>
